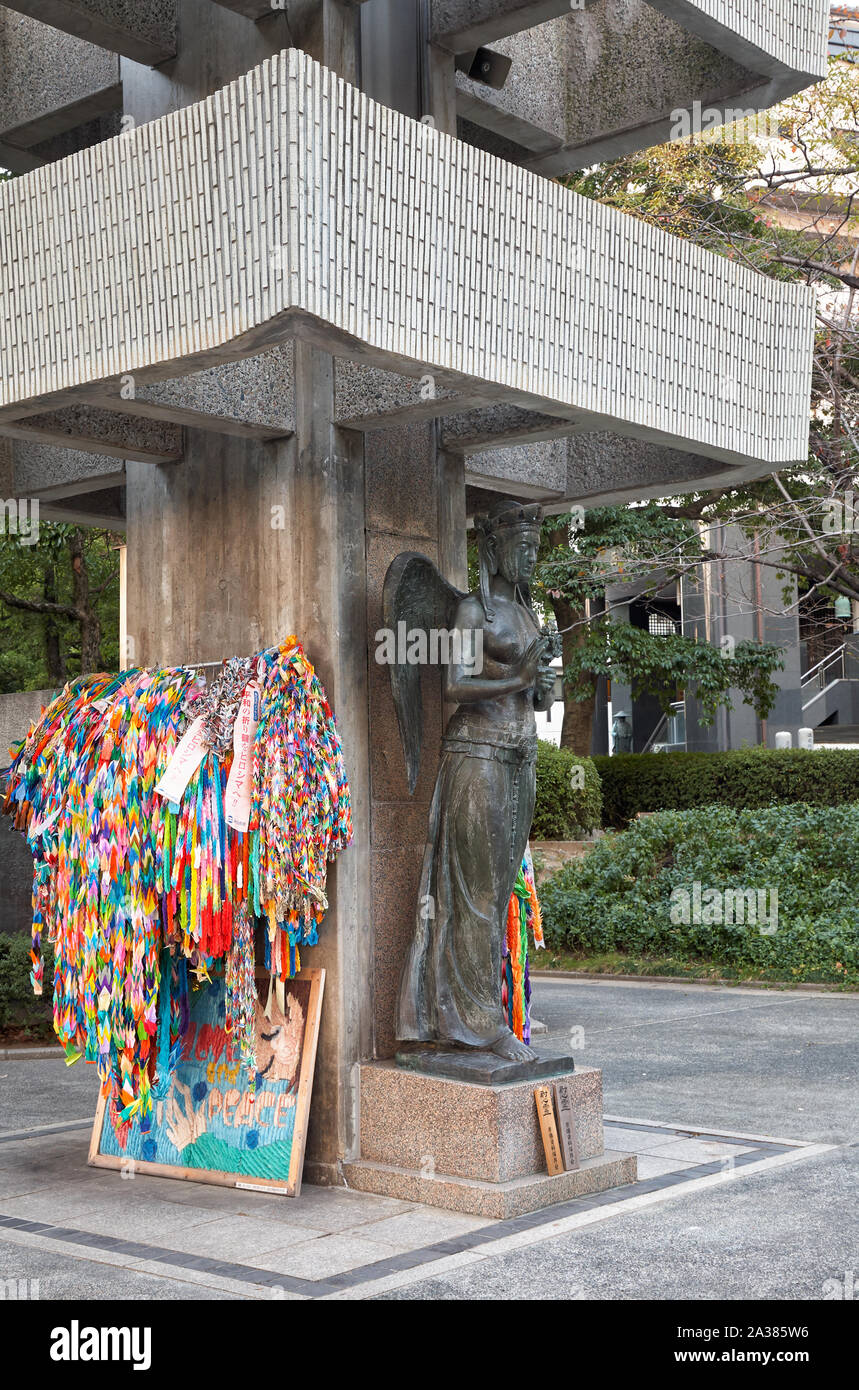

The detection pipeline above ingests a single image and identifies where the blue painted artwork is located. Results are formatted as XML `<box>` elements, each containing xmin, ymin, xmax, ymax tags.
<box><xmin>97</xmin><ymin>972</ymin><xmax>316</xmax><ymax>1185</ymax></box>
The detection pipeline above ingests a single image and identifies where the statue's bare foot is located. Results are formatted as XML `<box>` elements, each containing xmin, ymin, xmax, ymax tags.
<box><xmin>491</xmin><ymin>1030</ymin><xmax>538</xmax><ymax>1063</ymax></box>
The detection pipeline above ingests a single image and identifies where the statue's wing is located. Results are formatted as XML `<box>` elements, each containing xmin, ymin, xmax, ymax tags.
<box><xmin>382</xmin><ymin>552</ymin><xmax>465</xmax><ymax>795</ymax></box>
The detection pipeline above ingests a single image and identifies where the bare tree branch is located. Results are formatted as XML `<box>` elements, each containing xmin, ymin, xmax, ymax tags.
<box><xmin>0</xmin><ymin>589</ymin><xmax>79</xmax><ymax>621</ymax></box>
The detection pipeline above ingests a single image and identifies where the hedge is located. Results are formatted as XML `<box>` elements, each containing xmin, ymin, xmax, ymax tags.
<box><xmin>532</xmin><ymin>740</ymin><xmax>602</xmax><ymax>840</ymax></box>
<box><xmin>593</xmin><ymin>747</ymin><xmax>859</xmax><ymax>828</ymax></box>
<box><xmin>539</xmin><ymin>803</ymin><xmax>859</xmax><ymax>984</ymax></box>
<box><xmin>0</xmin><ymin>932</ymin><xmax>54</xmax><ymax>1039</ymax></box>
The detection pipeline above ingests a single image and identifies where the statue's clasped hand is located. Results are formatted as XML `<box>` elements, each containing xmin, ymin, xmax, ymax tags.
<box><xmin>518</xmin><ymin>634</ymin><xmax>552</xmax><ymax>688</ymax></box>
<box><xmin>536</xmin><ymin>665</ymin><xmax>556</xmax><ymax>695</ymax></box>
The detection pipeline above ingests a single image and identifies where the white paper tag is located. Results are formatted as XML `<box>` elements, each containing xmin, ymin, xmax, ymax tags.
<box><xmin>155</xmin><ymin>716</ymin><xmax>208</xmax><ymax>803</ymax></box>
<box><xmin>28</xmin><ymin>802</ymin><xmax>62</xmax><ymax>846</ymax></box>
<box><xmin>224</xmin><ymin>683</ymin><xmax>259</xmax><ymax>832</ymax></box>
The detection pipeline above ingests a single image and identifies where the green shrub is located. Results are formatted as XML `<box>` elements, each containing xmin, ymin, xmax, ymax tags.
<box><xmin>540</xmin><ymin>803</ymin><xmax>859</xmax><ymax>984</ymax></box>
<box><xmin>0</xmin><ymin>933</ymin><xmax>54</xmax><ymax>1039</ymax></box>
<box><xmin>532</xmin><ymin>740</ymin><xmax>602</xmax><ymax>840</ymax></box>
<box><xmin>594</xmin><ymin>747</ymin><xmax>859</xmax><ymax>828</ymax></box>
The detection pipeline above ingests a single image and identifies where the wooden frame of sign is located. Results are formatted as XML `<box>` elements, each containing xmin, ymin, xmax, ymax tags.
<box><xmin>89</xmin><ymin>967</ymin><xmax>325</xmax><ymax>1198</ymax></box>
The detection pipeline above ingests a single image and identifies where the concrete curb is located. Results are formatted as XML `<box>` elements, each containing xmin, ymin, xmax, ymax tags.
<box><xmin>532</xmin><ymin>970</ymin><xmax>857</xmax><ymax>993</ymax></box>
<box><xmin>0</xmin><ymin>1046</ymin><xmax>59</xmax><ymax>1059</ymax></box>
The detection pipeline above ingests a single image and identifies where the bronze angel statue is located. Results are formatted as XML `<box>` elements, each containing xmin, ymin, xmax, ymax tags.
<box><xmin>383</xmin><ymin>498</ymin><xmax>558</xmax><ymax>1064</ymax></box>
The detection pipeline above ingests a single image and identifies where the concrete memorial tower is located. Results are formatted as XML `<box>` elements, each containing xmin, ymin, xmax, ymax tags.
<box><xmin>0</xmin><ymin>0</ymin><xmax>826</xmax><ymax>1210</ymax></box>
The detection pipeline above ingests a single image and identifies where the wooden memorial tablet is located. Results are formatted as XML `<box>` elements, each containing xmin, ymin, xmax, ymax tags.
<box><xmin>534</xmin><ymin>1083</ymin><xmax>565</xmax><ymax>1176</ymax></box>
<box><xmin>553</xmin><ymin>1079</ymin><xmax>581</xmax><ymax>1171</ymax></box>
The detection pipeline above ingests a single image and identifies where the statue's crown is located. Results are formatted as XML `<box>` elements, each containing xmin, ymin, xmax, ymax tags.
<box><xmin>475</xmin><ymin>501</ymin><xmax>543</xmax><ymax>537</ymax></box>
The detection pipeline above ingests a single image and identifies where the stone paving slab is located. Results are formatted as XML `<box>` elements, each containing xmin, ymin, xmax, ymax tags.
<box><xmin>246</xmin><ymin>1232</ymin><xmax>413</xmax><ymax>1280</ymax></box>
<box><xmin>634</xmin><ymin>1155</ymin><xmax>702</xmax><ymax>1179</ymax></box>
<box><xmin>644</xmin><ymin>1138</ymin><xmax>756</xmax><ymax>1163</ymax></box>
<box><xmin>603</xmin><ymin>1124</ymin><xmax>692</xmax><ymax>1154</ymax></box>
<box><xmin>343</xmin><ymin>1208</ymin><xmax>489</xmax><ymax>1247</ymax></box>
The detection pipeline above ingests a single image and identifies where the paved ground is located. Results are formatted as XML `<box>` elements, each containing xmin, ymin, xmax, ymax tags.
<box><xmin>534</xmin><ymin>976</ymin><xmax>857</xmax><ymax>1144</ymax></box>
<box><xmin>0</xmin><ymin>979</ymin><xmax>855</xmax><ymax>1300</ymax></box>
<box><xmin>0</xmin><ymin>1054</ymin><xmax>101</xmax><ymax>1133</ymax></box>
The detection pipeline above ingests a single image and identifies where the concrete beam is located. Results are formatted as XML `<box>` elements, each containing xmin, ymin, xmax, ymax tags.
<box><xmin>465</xmin><ymin>435</ymin><xmax>568</xmax><ymax>499</ymax></box>
<box><xmin>27</xmin><ymin>470</ymin><xmax>127</xmax><ymax>502</ymax></box>
<box><xmin>208</xmin><ymin>0</ymin><xmax>371</xmax><ymax>26</ymax></box>
<box><xmin>0</xmin><ymin>47</ymin><xmax>815</xmax><ymax>480</ymax></box>
<box><xmin>333</xmin><ymin>360</ymin><xmax>592</xmax><ymax>432</ymax></box>
<box><xmin>647</xmin><ymin>0</ymin><xmax>824</xmax><ymax>83</ymax></box>
<box><xmin>524</xmin><ymin>74</ymin><xmax>798</xmax><ymax>180</ymax></box>
<box><xmin>336</xmin><ymin>394</ymin><xmax>489</xmax><ymax>431</ymax></box>
<box><xmin>442</xmin><ymin>404</ymin><xmax>581</xmax><ymax>453</ymax></box>
<box><xmin>564</xmin><ymin>432</ymin><xmax>748</xmax><ymax>507</ymax></box>
<box><xmin>208</xmin><ymin>0</ymin><xmax>284</xmax><ymax>18</ymax></box>
<box><xmin>334</xmin><ymin>359</ymin><xmax>493</xmax><ymax>430</ymax></box>
<box><xmin>2</xmin><ymin>2</ymin><xmax>176</xmax><ymax>66</ymax></box>
<box><xmin>23</xmin><ymin>111</ymin><xmax>121</xmax><ymax>168</ymax></box>
<box><xmin>453</xmin><ymin>2</ymin><xmax>829</xmax><ymax>178</ymax></box>
<box><xmin>0</xmin><ymin>407</ymin><xmax>183</xmax><ymax>462</ymax></box>
<box><xmin>431</xmin><ymin>0</ymin><xmax>584</xmax><ymax>53</ymax></box>
<box><xmin>456</xmin><ymin>78</ymin><xmax>563</xmax><ymax>156</ymax></box>
<box><xmin>464</xmin><ymin>431</ymin><xmax>770</xmax><ymax>511</ymax></box>
<box><xmin>466</xmin><ymin>471</ymin><xmax>566</xmax><ymax>503</ymax></box>
<box><xmin>8</xmin><ymin>439</ymin><xmax>126</xmax><ymax>498</ymax></box>
<box><xmin>83</xmin><ymin>392</ymin><xmax>289</xmax><ymax>442</ymax></box>
<box><xmin>435</xmin><ymin>0</ymin><xmax>828</xmax><ymax>76</ymax></box>
<box><xmin>84</xmin><ymin>348</ymin><xmax>296</xmax><ymax>443</ymax></box>
<box><xmin>40</xmin><ymin>488</ymin><xmax>126</xmax><ymax>528</ymax></box>
<box><xmin>6</xmin><ymin>435</ymin><xmax>126</xmax><ymax>523</ymax></box>
<box><xmin>0</xmin><ymin>9</ymin><xmax>122</xmax><ymax>149</ymax></box>
<box><xmin>1</xmin><ymin>84</ymin><xmax>122</xmax><ymax>149</ymax></box>
<box><xmin>0</xmin><ymin>138</ymin><xmax>41</xmax><ymax>172</ymax></box>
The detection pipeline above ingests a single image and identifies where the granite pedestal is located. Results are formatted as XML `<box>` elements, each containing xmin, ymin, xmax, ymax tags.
<box><xmin>342</xmin><ymin>1055</ymin><xmax>637</xmax><ymax>1219</ymax></box>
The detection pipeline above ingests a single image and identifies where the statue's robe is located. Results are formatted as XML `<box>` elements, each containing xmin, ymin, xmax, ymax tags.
<box><xmin>396</xmin><ymin>706</ymin><xmax>537</xmax><ymax>1048</ymax></box>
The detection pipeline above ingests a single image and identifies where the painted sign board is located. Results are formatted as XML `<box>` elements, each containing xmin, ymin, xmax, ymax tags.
<box><xmin>89</xmin><ymin>968</ymin><xmax>325</xmax><ymax>1197</ymax></box>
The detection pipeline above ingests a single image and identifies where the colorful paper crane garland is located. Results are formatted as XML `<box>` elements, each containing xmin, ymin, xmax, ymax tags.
<box><xmin>3</xmin><ymin>639</ymin><xmax>352</xmax><ymax>1142</ymax></box>
<box><xmin>502</xmin><ymin>849</ymin><xmax>544</xmax><ymax>1045</ymax></box>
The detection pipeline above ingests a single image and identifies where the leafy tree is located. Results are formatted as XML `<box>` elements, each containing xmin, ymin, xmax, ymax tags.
<box><xmin>0</xmin><ymin>524</ymin><xmax>121</xmax><ymax>691</ymax></box>
<box><xmin>528</xmin><ymin>58</ymin><xmax>859</xmax><ymax>751</ymax></box>
<box><xmin>564</xmin><ymin>58</ymin><xmax>859</xmax><ymax>625</ymax></box>
<box><xmin>533</xmin><ymin>506</ymin><xmax>782</xmax><ymax>751</ymax></box>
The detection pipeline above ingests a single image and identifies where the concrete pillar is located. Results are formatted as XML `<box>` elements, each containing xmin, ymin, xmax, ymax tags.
<box><xmin>363</xmin><ymin>420</ymin><xmax>448</xmax><ymax>1063</ymax></box>
<box><xmin>124</xmin><ymin>0</ymin><xmax>467</xmax><ymax>1179</ymax></box>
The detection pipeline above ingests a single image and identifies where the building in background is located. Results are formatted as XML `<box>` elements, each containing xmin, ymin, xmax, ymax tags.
<box><xmin>830</xmin><ymin>5</ymin><xmax>859</xmax><ymax>60</ymax></box>
<box><xmin>541</xmin><ymin>536</ymin><xmax>859</xmax><ymax>756</ymax></box>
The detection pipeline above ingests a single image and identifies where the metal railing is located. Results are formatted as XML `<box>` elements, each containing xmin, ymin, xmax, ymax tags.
<box><xmin>643</xmin><ymin>700</ymin><xmax>687</xmax><ymax>754</ymax></box>
<box><xmin>801</xmin><ymin>643</ymin><xmax>846</xmax><ymax>696</ymax></box>
<box><xmin>642</xmin><ymin>714</ymin><xmax>668</xmax><ymax>754</ymax></box>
